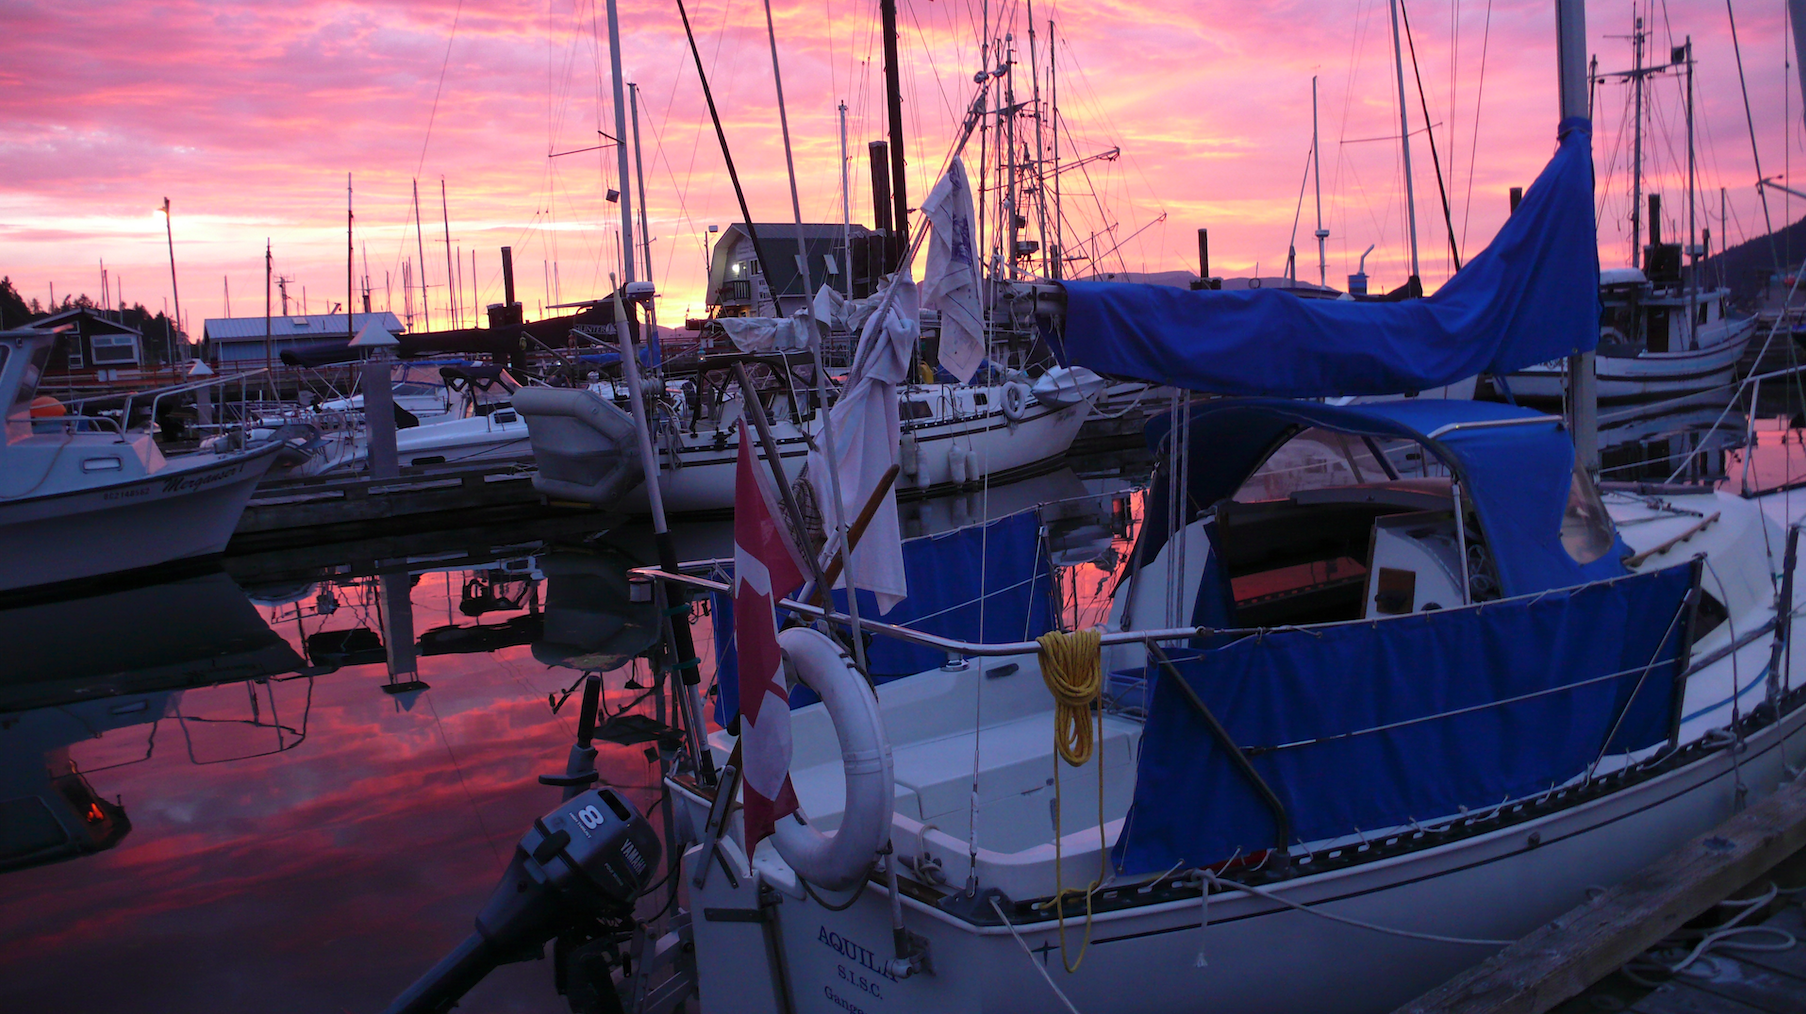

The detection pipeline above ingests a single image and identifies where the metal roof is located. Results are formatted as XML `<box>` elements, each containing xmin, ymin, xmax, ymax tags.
<box><xmin>202</xmin><ymin>312</ymin><xmax>403</xmax><ymax>343</ymax></box>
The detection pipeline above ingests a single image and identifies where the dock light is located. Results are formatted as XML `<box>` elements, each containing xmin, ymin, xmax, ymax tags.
<box><xmin>381</xmin><ymin>788</ymin><xmax>660</xmax><ymax>1014</ymax></box>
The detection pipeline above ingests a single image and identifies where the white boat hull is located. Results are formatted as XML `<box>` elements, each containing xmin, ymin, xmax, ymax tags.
<box><xmin>0</xmin><ymin>443</ymin><xmax>281</xmax><ymax>592</ymax></box>
<box><xmin>680</xmin><ymin>699</ymin><xmax>1804</xmax><ymax>1014</ymax></box>
<box><xmin>630</xmin><ymin>399</ymin><xmax>1090</xmax><ymax>515</ymax></box>
<box><xmin>1507</xmin><ymin>320</ymin><xmax>1757</xmax><ymax>403</ymax></box>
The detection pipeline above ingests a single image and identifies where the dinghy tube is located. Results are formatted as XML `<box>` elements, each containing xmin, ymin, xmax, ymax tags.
<box><xmin>512</xmin><ymin>387</ymin><xmax>645</xmax><ymax>505</ymax></box>
<box><xmin>772</xmin><ymin>626</ymin><xmax>894</xmax><ymax>891</ymax></box>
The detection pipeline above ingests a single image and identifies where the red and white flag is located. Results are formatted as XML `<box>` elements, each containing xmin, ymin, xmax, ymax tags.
<box><xmin>732</xmin><ymin>419</ymin><xmax>807</xmax><ymax>851</ymax></box>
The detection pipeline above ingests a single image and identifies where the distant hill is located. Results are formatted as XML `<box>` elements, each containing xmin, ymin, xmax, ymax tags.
<box><xmin>1695</xmin><ymin>213</ymin><xmax>1806</xmax><ymax>306</ymax></box>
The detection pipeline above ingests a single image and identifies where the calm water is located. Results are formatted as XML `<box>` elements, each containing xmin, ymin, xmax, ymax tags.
<box><xmin>0</xmin><ymin>513</ymin><xmax>673</xmax><ymax>1013</ymax></box>
<box><xmin>0</xmin><ymin>465</ymin><xmax>1137</xmax><ymax>1014</ymax></box>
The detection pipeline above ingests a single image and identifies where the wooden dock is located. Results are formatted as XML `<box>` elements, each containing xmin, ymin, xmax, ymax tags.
<box><xmin>230</xmin><ymin>457</ymin><xmax>607</xmax><ymax>549</ymax></box>
<box><xmin>1576</xmin><ymin>897</ymin><xmax>1806</xmax><ymax>1014</ymax></box>
<box><xmin>1395</xmin><ymin>776</ymin><xmax>1806</xmax><ymax>1014</ymax></box>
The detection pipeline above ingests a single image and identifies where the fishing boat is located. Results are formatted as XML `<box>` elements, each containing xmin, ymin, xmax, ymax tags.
<box><xmin>1506</xmin><ymin>19</ymin><xmax>1757</xmax><ymax>405</ymax></box>
<box><xmin>0</xmin><ymin>328</ymin><xmax>283</xmax><ymax>593</ymax></box>
<box><xmin>1505</xmin><ymin>266</ymin><xmax>1757</xmax><ymax>403</ymax></box>
<box><xmin>650</xmin><ymin>74</ymin><xmax>1806</xmax><ymax>1013</ymax></box>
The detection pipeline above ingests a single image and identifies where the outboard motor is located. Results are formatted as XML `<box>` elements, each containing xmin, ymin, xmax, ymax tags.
<box><xmin>383</xmin><ymin>788</ymin><xmax>661</xmax><ymax>1014</ymax></box>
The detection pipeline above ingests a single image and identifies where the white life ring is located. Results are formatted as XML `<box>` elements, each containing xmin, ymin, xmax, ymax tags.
<box><xmin>771</xmin><ymin>626</ymin><xmax>895</xmax><ymax>891</ymax></box>
<box><xmin>1000</xmin><ymin>381</ymin><xmax>1032</xmax><ymax>423</ymax></box>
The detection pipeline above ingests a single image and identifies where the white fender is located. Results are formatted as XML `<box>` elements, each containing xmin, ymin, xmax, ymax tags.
<box><xmin>1000</xmin><ymin>380</ymin><xmax>1032</xmax><ymax>423</ymax></box>
<box><xmin>772</xmin><ymin>626</ymin><xmax>894</xmax><ymax>891</ymax></box>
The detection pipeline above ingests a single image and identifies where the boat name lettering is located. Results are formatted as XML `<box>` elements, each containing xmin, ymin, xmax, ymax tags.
<box><xmin>816</xmin><ymin>926</ymin><xmax>897</xmax><ymax>983</ymax></box>
<box><xmin>822</xmin><ymin>986</ymin><xmax>871</xmax><ymax>1014</ymax></box>
<box><xmin>161</xmin><ymin>464</ymin><xmax>242</xmax><ymax>495</ymax></box>
<box><xmin>101</xmin><ymin>483</ymin><xmax>152</xmax><ymax>502</ymax></box>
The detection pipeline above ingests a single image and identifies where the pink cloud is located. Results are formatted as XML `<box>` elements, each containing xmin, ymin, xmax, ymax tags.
<box><xmin>1</xmin><ymin>0</ymin><xmax>1795</xmax><ymax>329</ymax></box>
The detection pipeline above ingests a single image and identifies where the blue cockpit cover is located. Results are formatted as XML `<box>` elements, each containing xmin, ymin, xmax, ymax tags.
<box><xmin>712</xmin><ymin>508</ymin><xmax>1052</xmax><ymax>723</ymax></box>
<box><xmin>1112</xmin><ymin>562</ymin><xmax>1694</xmax><ymax>876</ymax></box>
<box><xmin>1137</xmin><ymin>398</ymin><xmax>1624</xmax><ymax>597</ymax></box>
<box><xmin>1049</xmin><ymin>119</ymin><xmax>1598</xmax><ymax>397</ymax></box>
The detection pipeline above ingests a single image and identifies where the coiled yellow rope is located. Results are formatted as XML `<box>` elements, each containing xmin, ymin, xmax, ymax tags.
<box><xmin>1036</xmin><ymin>629</ymin><xmax>1109</xmax><ymax>973</ymax></box>
<box><xmin>1040</xmin><ymin>629</ymin><xmax>1103</xmax><ymax>765</ymax></box>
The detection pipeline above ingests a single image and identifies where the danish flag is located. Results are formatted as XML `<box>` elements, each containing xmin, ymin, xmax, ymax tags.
<box><xmin>732</xmin><ymin>420</ymin><xmax>807</xmax><ymax>851</ymax></box>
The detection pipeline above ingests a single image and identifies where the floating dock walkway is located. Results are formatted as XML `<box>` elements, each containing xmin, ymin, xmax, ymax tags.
<box><xmin>1396</xmin><ymin>776</ymin><xmax>1806</xmax><ymax>1014</ymax></box>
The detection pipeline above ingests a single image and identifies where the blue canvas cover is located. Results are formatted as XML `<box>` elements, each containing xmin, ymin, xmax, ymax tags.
<box><xmin>1136</xmin><ymin>398</ymin><xmax>1624</xmax><ymax>597</ymax></box>
<box><xmin>1112</xmin><ymin>563</ymin><xmax>1695</xmax><ymax>875</ymax></box>
<box><xmin>713</xmin><ymin>508</ymin><xmax>1052</xmax><ymax>723</ymax></box>
<box><xmin>1049</xmin><ymin>119</ymin><xmax>1598</xmax><ymax>397</ymax></box>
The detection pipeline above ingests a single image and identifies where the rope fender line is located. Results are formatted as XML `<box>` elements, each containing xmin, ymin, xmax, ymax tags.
<box><xmin>1035</xmin><ymin>629</ymin><xmax>1110</xmax><ymax>973</ymax></box>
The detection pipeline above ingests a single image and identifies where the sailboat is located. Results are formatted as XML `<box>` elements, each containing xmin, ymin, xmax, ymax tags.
<box><xmin>649</xmin><ymin>13</ymin><xmax>1806</xmax><ymax>1013</ymax></box>
<box><xmin>514</xmin><ymin>0</ymin><xmax>1097</xmax><ymax>516</ymax></box>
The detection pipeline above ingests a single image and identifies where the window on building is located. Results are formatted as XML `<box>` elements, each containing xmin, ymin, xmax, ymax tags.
<box><xmin>89</xmin><ymin>334</ymin><xmax>137</xmax><ymax>365</ymax></box>
<box><xmin>825</xmin><ymin>254</ymin><xmax>840</xmax><ymax>276</ymax></box>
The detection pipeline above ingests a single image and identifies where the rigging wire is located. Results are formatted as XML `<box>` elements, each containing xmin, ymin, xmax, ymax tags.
<box><xmin>671</xmin><ymin>0</ymin><xmax>775</xmax><ymax>297</ymax></box>
<box><xmin>1725</xmin><ymin>0</ymin><xmax>1781</xmax><ymax>273</ymax></box>
<box><xmin>1398</xmin><ymin>0</ymin><xmax>1462</xmax><ymax>273</ymax></box>
<box><xmin>415</xmin><ymin>0</ymin><xmax>467</xmax><ymax>177</ymax></box>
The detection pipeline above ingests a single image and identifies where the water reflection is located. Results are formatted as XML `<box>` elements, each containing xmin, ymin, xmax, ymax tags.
<box><xmin>0</xmin><ymin>522</ymin><xmax>656</xmax><ymax>1014</ymax></box>
<box><xmin>0</xmin><ymin>464</ymin><xmax>1137</xmax><ymax>1013</ymax></box>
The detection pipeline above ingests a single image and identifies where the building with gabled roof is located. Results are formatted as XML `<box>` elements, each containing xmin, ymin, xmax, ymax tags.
<box><xmin>705</xmin><ymin>223</ymin><xmax>889</xmax><ymax>317</ymax></box>
<box><xmin>200</xmin><ymin>312</ymin><xmax>405</xmax><ymax>372</ymax></box>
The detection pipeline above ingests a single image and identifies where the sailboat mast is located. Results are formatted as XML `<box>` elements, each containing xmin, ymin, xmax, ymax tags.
<box><xmin>840</xmin><ymin>100</ymin><xmax>853</xmax><ymax>297</ymax></box>
<box><xmin>630</xmin><ymin>83</ymin><xmax>654</xmax><ymax>287</ymax></box>
<box><xmin>1388</xmin><ymin>0</ymin><xmax>1421</xmax><ymax>280</ymax></box>
<box><xmin>1630</xmin><ymin>15</ymin><xmax>1645</xmax><ymax>269</ymax></box>
<box><xmin>605</xmin><ymin>0</ymin><xmax>636</xmax><ymax>285</ymax></box>
<box><xmin>1557</xmin><ymin>0</ymin><xmax>1597</xmax><ymax>472</ymax></box>
<box><xmin>1005</xmin><ymin>34</ymin><xmax>1019</xmax><ymax>281</ymax></box>
<box><xmin>412</xmin><ymin>180</ymin><xmax>431</xmax><ymax>331</ymax></box>
<box><xmin>1050</xmin><ymin>18</ymin><xmax>1061</xmax><ymax>281</ymax></box>
<box><xmin>880</xmin><ymin>0</ymin><xmax>909</xmax><ymax>268</ymax></box>
<box><xmin>440</xmin><ymin>179</ymin><xmax>456</xmax><ymax>328</ymax></box>
<box><xmin>1685</xmin><ymin>37</ymin><xmax>1697</xmax><ymax>346</ymax></box>
<box><xmin>1314</xmin><ymin>75</ymin><xmax>1328</xmax><ymax>287</ymax></box>
<box><xmin>348</xmin><ymin>173</ymin><xmax>355</xmax><ymax>346</ymax></box>
<box><xmin>1028</xmin><ymin>6</ymin><xmax>1050</xmax><ymax>278</ymax></box>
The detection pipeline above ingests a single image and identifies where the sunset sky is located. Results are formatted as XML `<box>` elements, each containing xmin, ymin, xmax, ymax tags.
<box><xmin>4</xmin><ymin>0</ymin><xmax>1804</xmax><ymax>337</ymax></box>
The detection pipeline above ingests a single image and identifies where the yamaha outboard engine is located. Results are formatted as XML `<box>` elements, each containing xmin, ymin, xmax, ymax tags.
<box><xmin>383</xmin><ymin>788</ymin><xmax>661</xmax><ymax>1014</ymax></box>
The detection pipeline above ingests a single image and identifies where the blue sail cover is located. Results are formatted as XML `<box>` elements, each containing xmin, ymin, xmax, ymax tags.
<box><xmin>1112</xmin><ymin>563</ymin><xmax>1694</xmax><ymax>876</ymax></box>
<box><xmin>1050</xmin><ymin>119</ymin><xmax>1599</xmax><ymax>397</ymax></box>
<box><xmin>712</xmin><ymin>508</ymin><xmax>1052</xmax><ymax>723</ymax></box>
<box><xmin>1136</xmin><ymin>398</ymin><xmax>1625</xmax><ymax>597</ymax></box>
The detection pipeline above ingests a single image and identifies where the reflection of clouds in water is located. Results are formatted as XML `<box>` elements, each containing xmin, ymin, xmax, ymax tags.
<box><xmin>0</xmin><ymin>575</ymin><xmax>663</xmax><ymax>1014</ymax></box>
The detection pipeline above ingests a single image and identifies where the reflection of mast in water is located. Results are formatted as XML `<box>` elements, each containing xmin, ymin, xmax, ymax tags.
<box><xmin>377</xmin><ymin>570</ymin><xmax>428</xmax><ymax>708</ymax></box>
